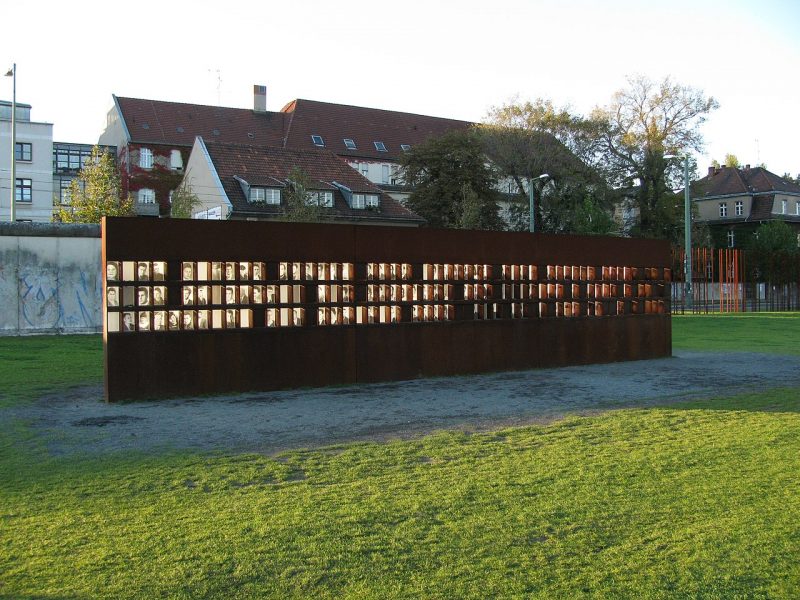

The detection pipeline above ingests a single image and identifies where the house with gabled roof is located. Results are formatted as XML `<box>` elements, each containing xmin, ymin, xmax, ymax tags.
<box><xmin>182</xmin><ymin>137</ymin><xmax>425</xmax><ymax>226</ymax></box>
<box><xmin>98</xmin><ymin>86</ymin><xmax>474</xmax><ymax>216</ymax></box>
<box><xmin>692</xmin><ymin>164</ymin><xmax>800</xmax><ymax>248</ymax></box>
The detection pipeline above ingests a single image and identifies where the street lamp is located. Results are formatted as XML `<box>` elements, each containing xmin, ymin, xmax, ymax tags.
<box><xmin>4</xmin><ymin>64</ymin><xmax>15</xmax><ymax>222</ymax></box>
<box><xmin>665</xmin><ymin>153</ymin><xmax>692</xmax><ymax>310</ymax></box>
<box><xmin>528</xmin><ymin>173</ymin><xmax>549</xmax><ymax>233</ymax></box>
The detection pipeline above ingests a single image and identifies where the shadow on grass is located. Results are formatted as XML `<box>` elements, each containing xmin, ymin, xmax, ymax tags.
<box><xmin>655</xmin><ymin>387</ymin><xmax>800</xmax><ymax>414</ymax></box>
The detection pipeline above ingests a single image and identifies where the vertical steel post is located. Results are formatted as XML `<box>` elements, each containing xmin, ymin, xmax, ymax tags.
<box><xmin>528</xmin><ymin>176</ymin><xmax>535</xmax><ymax>233</ymax></box>
<box><xmin>9</xmin><ymin>63</ymin><xmax>16</xmax><ymax>222</ymax></box>
<box><xmin>684</xmin><ymin>155</ymin><xmax>692</xmax><ymax>310</ymax></box>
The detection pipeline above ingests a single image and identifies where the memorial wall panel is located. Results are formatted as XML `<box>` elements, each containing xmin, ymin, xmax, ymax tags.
<box><xmin>102</xmin><ymin>218</ymin><xmax>671</xmax><ymax>401</ymax></box>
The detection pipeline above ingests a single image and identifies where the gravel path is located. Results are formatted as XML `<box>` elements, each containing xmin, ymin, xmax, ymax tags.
<box><xmin>9</xmin><ymin>350</ymin><xmax>800</xmax><ymax>457</ymax></box>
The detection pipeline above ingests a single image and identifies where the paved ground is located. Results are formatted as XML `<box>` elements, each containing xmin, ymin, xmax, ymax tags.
<box><xmin>9</xmin><ymin>350</ymin><xmax>800</xmax><ymax>457</ymax></box>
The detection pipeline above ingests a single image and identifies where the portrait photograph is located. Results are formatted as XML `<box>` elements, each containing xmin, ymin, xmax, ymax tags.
<box><xmin>367</xmin><ymin>306</ymin><xmax>378</xmax><ymax>323</ymax></box>
<box><xmin>389</xmin><ymin>263</ymin><xmax>398</xmax><ymax>280</ymax></box>
<box><xmin>182</xmin><ymin>286</ymin><xmax>195</xmax><ymax>306</ymax></box>
<box><xmin>292</xmin><ymin>308</ymin><xmax>304</xmax><ymax>327</ymax></box>
<box><xmin>137</xmin><ymin>261</ymin><xmax>150</xmax><ymax>281</ymax></box>
<box><xmin>169</xmin><ymin>310</ymin><xmax>181</xmax><ymax>331</ymax></box>
<box><xmin>107</xmin><ymin>312</ymin><xmax>120</xmax><ymax>333</ymax></box>
<box><xmin>329</xmin><ymin>263</ymin><xmax>340</xmax><ymax>281</ymax></box>
<box><xmin>225</xmin><ymin>262</ymin><xmax>237</xmax><ymax>281</ymax></box>
<box><xmin>342</xmin><ymin>285</ymin><xmax>354</xmax><ymax>303</ymax></box>
<box><xmin>137</xmin><ymin>286</ymin><xmax>151</xmax><ymax>307</ymax></box>
<box><xmin>137</xmin><ymin>311</ymin><xmax>151</xmax><ymax>331</ymax></box>
<box><xmin>412</xmin><ymin>305</ymin><xmax>421</xmax><ymax>322</ymax></box>
<box><xmin>252</xmin><ymin>262</ymin><xmax>265</xmax><ymax>281</ymax></box>
<box><xmin>317</xmin><ymin>307</ymin><xmax>329</xmax><ymax>326</ymax></box>
<box><xmin>239</xmin><ymin>262</ymin><xmax>250</xmax><ymax>281</ymax></box>
<box><xmin>106</xmin><ymin>286</ymin><xmax>120</xmax><ymax>307</ymax></box>
<box><xmin>366</xmin><ymin>263</ymin><xmax>375</xmax><ymax>280</ymax></box>
<box><xmin>181</xmin><ymin>262</ymin><xmax>194</xmax><ymax>281</ymax></box>
<box><xmin>330</xmin><ymin>306</ymin><xmax>340</xmax><ymax>325</ymax></box>
<box><xmin>183</xmin><ymin>310</ymin><xmax>196</xmax><ymax>330</ymax></box>
<box><xmin>122</xmin><ymin>311</ymin><xmax>136</xmax><ymax>332</ymax></box>
<box><xmin>391</xmin><ymin>305</ymin><xmax>401</xmax><ymax>323</ymax></box>
<box><xmin>342</xmin><ymin>263</ymin><xmax>353</xmax><ymax>280</ymax></box>
<box><xmin>317</xmin><ymin>285</ymin><xmax>329</xmax><ymax>303</ymax></box>
<box><xmin>266</xmin><ymin>285</ymin><xmax>277</xmax><ymax>304</ymax></box>
<box><xmin>153</xmin><ymin>286</ymin><xmax>166</xmax><ymax>306</ymax></box>
<box><xmin>122</xmin><ymin>261</ymin><xmax>136</xmax><ymax>281</ymax></box>
<box><xmin>106</xmin><ymin>261</ymin><xmax>120</xmax><ymax>282</ymax></box>
<box><xmin>252</xmin><ymin>285</ymin><xmax>264</xmax><ymax>304</ymax></box>
<box><xmin>225</xmin><ymin>285</ymin><xmax>237</xmax><ymax>304</ymax></box>
<box><xmin>378</xmin><ymin>263</ymin><xmax>387</xmax><ymax>280</ymax></box>
<box><xmin>197</xmin><ymin>310</ymin><xmax>210</xmax><ymax>329</ymax></box>
<box><xmin>279</xmin><ymin>262</ymin><xmax>289</xmax><ymax>280</ymax></box>
<box><xmin>343</xmin><ymin>307</ymin><xmax>354</xmax><ymax>324</ymax></box>
<box><xmin>196</xmin><ymin>285</ymin><xmax>209</xmax><ymax>305</ymax></box>
<box><xmin>239</xmin><ymin>285</ymin><xmax>251</xmax><ymax>304</ymax></box>
<box><xmin>443</xmin><ymin>264</ymin><xmax>452</xmax><ymax>280</ymax></box>
<box><xmin>291</xmin><ymin>262</ymin><xmax>301</xmax><ymax>281</ymax></box>
<box><xmin>266</xmin><ymin>308</ymin><xmax>278</xmax><ymax>327</ymax></box>
<box><xmin>367</xmin><ymin>285</ymin><xmax>375</xmax><ymax>302</ymax></box>
<box><xmin>153</xmin><ymin>311</ymin><xmax>167</xmax><ymax>331</ymax></box>
<box><xmin>316</xmin><ymin>262</ymin><xmax>328</xmax><ymax>281</ymax></box>
<box><xmin>153</xmin><ymin>261</ymin><xmax>167</xmax><ymax>281</ymax></box>
<box><xmin>304</xmin><ymin>262</ymin><xmax>316</xmax><ymax>280</ymax></box>
<box><xmin>211</xmin><ymin>262</ymin><xmax>223</xmax><ymax>280</ymax></box>
<box><xmin>401</xmin><ymin>263</ymin><xmax>412</xmax><ymax>280</ymax></box>
<box><xmin>225</xmin><ymin>308</ymin><xmax>237</xmax><ymax>328</ymax></box>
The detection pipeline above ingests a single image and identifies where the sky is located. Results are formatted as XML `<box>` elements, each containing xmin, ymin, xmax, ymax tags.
<box><xmin>3</xmin><ymin>0</ymin><xmax>799</xmax><ymax>176</ymax></box>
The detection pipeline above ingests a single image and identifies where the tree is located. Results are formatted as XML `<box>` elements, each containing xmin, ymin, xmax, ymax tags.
<box><xmin>746</xmin><ymin>220</ymin><xmax>799</xmax><ymax>287</ymax></box>
<box><xmin>724</xmin><ymin>153</ymin><xmax>740</xmax><ymax>168</ymax></box>
<box><xmin>169</xmin><ymin>178</ymin><xmax>201</xmax><ymax>218</ymax></box>
<box><xmin>589</xmin><ymin>75</ymin><xmax>719</xmax><ymax>239</ymax></box>
<box><xmin>55</xmin><ymin>146</ymin><xmax>133</xmax><ymax>223</ymax></box>
<box><xmin>482</xmin><ymin>99</ymin><xmax>613</xmax><ymax>233</ymax></box>
<box><xmin>400</xmin><ymin>129</ymin><xmax>504</xmax><ymax>230</ymax></box>
<box><xmin>281</xmin><ymin>167</ymin><xmax>327</xmax><ymax>223</ymax></box>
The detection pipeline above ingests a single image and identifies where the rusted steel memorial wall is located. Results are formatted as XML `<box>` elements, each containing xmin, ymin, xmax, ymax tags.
<box><xmin>102</xmin><ymin>218</ymin><xmax>672</xmax><ymax>401</ymax></box>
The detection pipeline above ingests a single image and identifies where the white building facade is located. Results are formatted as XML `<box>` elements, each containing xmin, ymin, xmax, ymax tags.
<box><xmin>0</xmin><ymin>101</ymin><xmax>54</xmax><ymax>222</ymax></box>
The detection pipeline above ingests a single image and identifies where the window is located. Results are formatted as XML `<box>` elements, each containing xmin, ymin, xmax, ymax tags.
<box><xmin>138</xmin><ymin>189</ymin><xmax>156</xmax><ymax>204</ymax></box>
<box><xmin>170</xmin><ymin>149</ymin><xmax>183</xmax><ymax>171</ymax></box>
<box><xmin>718</xmin><ymin>203</ymin><xmax>727</xmax><ymax>218</ymax></box>
<box><xmin>15</xmin><ymin>142</ymin><xmax>32</xmax><ymax>161</ymax></box>
<box><xmin>400</xmin><ymin>144</ymin><xmax>411</xmax><ymax>152</ymax></box>
<box><xmin>249</xmin><ymin>187</ymin><xmax>281</xmax><ymax>204</ymax></box>
<box><xmin>390</xmin><ymin>165</ymin><xmax>400</xmax><ymax>185</ymax></box>
<box><xmin>353</xmin><ymin>193</ymin><xmax>379</xmax><ymax>209</ymax></box>
<box><xmin>734</xmin><ymin>200</ymin><xmax>743</xmax><ymax>216</ymax></box>
<box><xmin>374</xmin><ymin>141</ymin><xmax>387</xmax><ymax>152</ymax></box>
<box><xmin>15</xmin><ymin>178</ymin><xmax>32</xmax><ymax>202</ymax></box>
<box><xmin>343</xmin><ymin>138</ymin><xmax>356</xmax><ymax>150</ymax></box>
<box><xmin>311</xmin><ymin>135</ymin><xmax>324</xmax><ymax>147</ymax></box>
<box><xmin>727</xmin><ymin>230</ymin><xmax>735</xmax><ymax>248</ymax></box>
<box><xmin>307</xmin><ymin>191</ymin><xmax>334</xmax><ymax>207</ymax></box>
<box><xmin>360</xmin><ymin>163</ymin><xmax>369</xmax><ymax>177</ymax></box>
<box><xmin>796</xmin><ymin>201</ymin><xmax>800</xmax><ymax>216</ymax></box>
<box><xmin>382</xmin><ymin>164</ymin><xmax>390</xmax><ymax>184</ymax></box>
<box><xmin>59</xmin><ymin>180</ymin><xmax>72</xmax><ymax>204</ymax></box>
<box><xmin>781</xmin><ymin>199</ymin><xmax>787</xmax><ymax>214</ymax></box>
<box><xmin>139</xmin><ymin>148</ymin><xmax>153</xmax><ymax>169</ymax></box>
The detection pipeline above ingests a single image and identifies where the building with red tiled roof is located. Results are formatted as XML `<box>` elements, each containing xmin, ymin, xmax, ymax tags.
<box><xmin>692</xmin><ymin>164</ymin><xmax>800</xmax><ymax>248</ymax></box>
<box><xmin>183</xmin><ymin>137</ymin><xmax>424</xmax><ymax>226</ymax></box>
<box><xmin>98</xmin><ymin>87</ymin><xmax>474</xmax><ymax>216</ymax></box>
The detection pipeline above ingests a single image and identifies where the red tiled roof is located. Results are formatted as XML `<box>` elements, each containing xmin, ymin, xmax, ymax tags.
<box><xmin>115</xmin><ymin>96</ymin><xmax>288</xmax><ymax>147</ymax></box>
<box><xmin>280</xmin><ymin>98</ymin><xmax>474</xmax><ymax>161</ymax></box>
<box><xmin>695</xmin><ymin>165</ymin><xmax>800</xmax><ymax>197</ymax></box>
<box><xmin>749</xmin><ymin>194</ymin><xmax>775</xmax><ymax>221</ymax></box>
<box><xmin>202</xmin><ymin>141</ymin><xmax>425</xmax><ymax>224</ymax></box>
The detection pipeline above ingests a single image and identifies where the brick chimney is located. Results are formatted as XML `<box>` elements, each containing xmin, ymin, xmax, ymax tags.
<box><xmin>708</xmin><ymin>166</ymin><xmax>716</xmax><ymax>176</ymax></box>
<box><xmin>253</xmin><ymin>85</ymin><xmax>267</xmax><ymax>113</ymax></box>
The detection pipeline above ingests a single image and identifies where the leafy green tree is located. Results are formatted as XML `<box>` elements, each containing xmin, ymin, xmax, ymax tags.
<box><xmin>400</xmin><ymin>129</ymin><xmax>504</xmax><ymax>230</ymax></box>
<box><xmin>169</xmin><ymin>178</ymin><xmax>201</xmax><ymax>218</ymax></box>
<box><xmin>282</xmin><ymin>167</ymin><xmax>327</xmax><ymax>223</ymax></box>
<box><xmin>746</xmin><ymin>220</ymin><xmax>799</xmax><ymax>286</ymax></box>
<box><xmin>55</xmin><ymin>146</ymin><xmax>133</xmax><ymax>223</ymax></box>
<box><xmin>724</xmin><ymin>153</ymin><xmax>740</xmax><ymax>168</ymax></box>
<box><xmin>572</xmin><ymin>196</ymin><xmax>617</xmax><ymax>235</ymax></box>
<box><xmin>589</xmin><ymin>75</ymin><xmax>718</xmax><ymax>239</ymax></box>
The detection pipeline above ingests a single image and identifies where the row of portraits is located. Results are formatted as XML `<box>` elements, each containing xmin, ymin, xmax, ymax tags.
<box><xmin>107</xmin><ymin>260</ymin><xmax>671</xmax><ymax>285</ymax></box>
<box><xmin>110</xmin><ymin>309</ymin><xmax>254</xmax><ymax>332</ymax></box>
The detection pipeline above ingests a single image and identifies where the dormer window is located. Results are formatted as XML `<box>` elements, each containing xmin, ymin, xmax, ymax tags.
<box><xmin>311</xmin><ymin>135</ymin><xmax>325</xmax><ymax>147</ymax></box>
<box><xmin>249</xmin><ymin>187</ymin><xmax>281</xmax><ymax>205</ymax></box>
<box><xmin>139</xmin><ymin>147</ymin><xmax>153</xmax><ymax>169</ymax></box>
<box><xmin>401</xmin><ymin>144</ymin><xmax>411</xmax><ymax>152</ymax></box>
<box><xmin>352</xmin><ymin>193</ymin><xmax>379</xmax><ymax>209</ymax></box>
<box><xmin>170</xmin><ymin>149</ymin><xmax>183</xmax><ymax>171</ymax></box>
<box><xmin>374</xmin><ymin>141</ymin><xmax>387</xmax><ymax>152</ymax></box>
<box><xmin>307</xmin><ymin>191</ymin><xmax>334</xmax><ymax>207</ymax></box>
<box><xmin>343</xmin><ymin>139</ymin><xmax>357</xmax><ymax>150</ymax></box>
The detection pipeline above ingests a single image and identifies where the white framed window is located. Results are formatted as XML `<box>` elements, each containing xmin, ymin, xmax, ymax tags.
<box><xmin>366</xmin><ymin>194</ymin><xmax>379</xmax><ymax>207</ymax></box>
<box><xmin>311</xmin><ymin>135</ymin><xmax>324</xmax><ymax>147</ymax></box>
<box><xmin>139</xmin><ymin>148</ymin><xmax>153</xmax><ymax>169</ymax></box>
<box><xmin>382</xmin><ymin>165</ymin><xmax>390</xmax><ymax>184</ymax></box>
<box><xmin>15</xmin><ymin>178</ymin><xmax>32</xmax><ymax>202</ymax></box>
<box><xmin>727</xmin><ymin>230</ymin><xmax>735</xmax><ymax>248</ymax></box>
<box><xmin>352</xmin><ymin>194</ymin><xmax>365</xmax><ymax>209</ymax></box>
<box><xmin>343</xmin><ymin>139</ymin><xmax>356</xmax><ymax>150</ymax></box>
<box><xmin>138</xmin><ymin>188</ymin><xmax>156</xmax><ymax>204</ymax></box>
<box><xmin>360</xmin><ymin>163</ymin><xmax>369</xmax><ymax>177</ymax></box>
<box><xmin>170</xmin><ymin>149</ymin><xmax>183</xmax><ymax>171</ymax></box>
<box><xmin>781</xmin><ymin>199</ymin><xmax>787</xmax><ymax>214</ymax></box>
<box><xmin>734</xmin><ymin>201</ymin><xmax>743</xmax><ymax>216</ymax></box>
<box><xmin>400</xmin><ymin>144</ymin><xmax>411</xmax><ymax>152</ymax></box>
<box><xmin>390</xmin><ymin>165</ymin><xmax>400</xmax><ymax>185</ymax></box>
<box><xmin>308</xmin><ymin>191</ymin><xmax>334</xmax><ymax>207</ymax></box>
<box><xmin>719</xmin><ymin>203</ymin><xmax>727</xmax><ymax>218</ymax></box>
<box><xmin>374</xmin><ymin>141</ymin><xmax>387</xmax><ymax>152</ymax></box>
<box><xmin>249</xmin><ymin>187</ymin><xmax>281</xmax><ymax>204</ymax></box>
<box><xmin>796</xmin><ymin>200</ymin><xmax>800</xmax><ymax>216</ymax></box>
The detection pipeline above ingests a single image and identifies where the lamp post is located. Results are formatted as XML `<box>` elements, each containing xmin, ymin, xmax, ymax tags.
<box><xmin>4</xmin><ymin>63</ymin><xmax>15</xmax><ymax>222</ymax></box>
<box><xmin>528</xmin><ymin>173</ymin><xmax>549</xmax><ymax>233</ymax></box>
<box><xmin>665</xmin><ymin>154</ymin><xmax>692</xmax><ymax>310</ymax></box>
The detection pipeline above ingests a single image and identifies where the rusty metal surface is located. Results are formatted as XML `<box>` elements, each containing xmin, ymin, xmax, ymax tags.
<box><xmin>103</xmin><ymin>218</ymin><xmax>671</xmax><ymax>401</ymax></box>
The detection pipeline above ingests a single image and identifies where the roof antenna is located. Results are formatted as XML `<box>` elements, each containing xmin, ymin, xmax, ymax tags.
<box><xmin>755</xmin><ymin>138</ymin><xmax>760</xmax><ymax>165</ymax></box>
<box><xmin>208</xmin><ymin>68</ymin><xmax>222</xmax><ymax>105</ymax></box>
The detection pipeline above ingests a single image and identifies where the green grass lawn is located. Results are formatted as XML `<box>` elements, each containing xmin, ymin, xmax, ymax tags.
<box><xmin>673</xmin><ymin>312</ymin><xmax>800</xmax><ymax>355</ymax></box>
<box><xmin>1</xmin><ymin>316</ymin><xmax>799</xmax><ymax>598</ymax></box>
